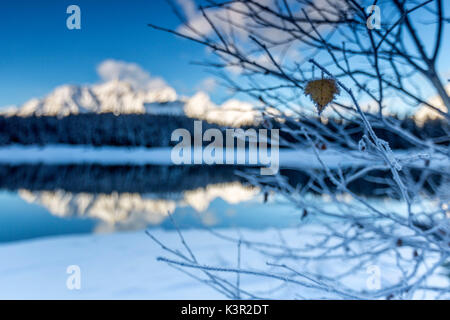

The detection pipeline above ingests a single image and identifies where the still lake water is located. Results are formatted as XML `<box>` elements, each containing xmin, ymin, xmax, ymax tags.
<box><xmin>1</xmin><ymin>160</ymin><xmax>439</xmax><ymax>244</ymax></box>
<box><xmin>0</xmin><ymin>163</ymin><xmax>302</xmax><ymax>243</ymax></box>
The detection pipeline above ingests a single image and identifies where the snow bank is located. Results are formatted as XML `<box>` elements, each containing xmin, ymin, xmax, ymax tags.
<box><xmin>0</xmin><ymin>228</ymin><xmax>296</xmax><ymax>299</ymax></box>
<box><xmin>0</xmin><ymin>225</ymin><xmax>447</xmax><ymax>299</ymax></box>
<box><xmin>0</xmin><ymin>144</ymin><xmax>448</xmax><ymax>169</ymax></box>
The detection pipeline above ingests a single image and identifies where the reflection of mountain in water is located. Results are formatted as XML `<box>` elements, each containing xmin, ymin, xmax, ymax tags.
<box><xmin>1</xmin><ymin>163</ymin><xmax>445</xmax><ymax>232</ymax></box>
<box><xmin>18</xmin><ymin>182</ymin><xmax>259</xmax><ymax>232</ymax></box>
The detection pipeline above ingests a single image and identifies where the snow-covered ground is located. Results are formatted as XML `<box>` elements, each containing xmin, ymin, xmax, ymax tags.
<box><xmin>1</xmin><ymin>226</ymin><xmax>447</xmax><ymax>299</ymax></box>
<box><xmin>0</xmin><ymin>228</ymin><xmax>298</xmax><ymax>299</ymax></box>
<box><xmin>0</xmin><ymin>145</ymin><xmax>448</xmax><ymax>299</ymax></box>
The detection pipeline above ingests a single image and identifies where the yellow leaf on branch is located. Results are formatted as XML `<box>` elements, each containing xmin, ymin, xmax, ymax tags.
<box><xmin>304</xmin><ymin>79</ymin><xmax>340</xmax><ymax>114</ymax></box>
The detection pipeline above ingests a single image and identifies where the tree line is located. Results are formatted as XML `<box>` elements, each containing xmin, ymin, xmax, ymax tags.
<box><xmin>0</xmin><ymin>113</ymin><xmax>447</xmax><ymax>149</ymax></box>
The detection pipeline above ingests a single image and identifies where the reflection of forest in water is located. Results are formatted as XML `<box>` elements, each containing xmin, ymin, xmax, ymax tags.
<box><xmin>0</xmin><ymin>164</ymin><xmax>446</xmax><ymax>232</ymax></box>
<box><xmin>0</xmin><ymin>163</ymin><xmax>444</xmax><ymax>195</ymax></box>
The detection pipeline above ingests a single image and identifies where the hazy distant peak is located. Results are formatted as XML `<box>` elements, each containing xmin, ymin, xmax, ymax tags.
<box><xmin>414</xmin><ymin>84</ymin><xmax>450</xmax><ymax>126</ymax></box>
<box><xmin>184</xmin><ymin>91</ymin><xmax>263</xmax><ymax>127</ymax></box>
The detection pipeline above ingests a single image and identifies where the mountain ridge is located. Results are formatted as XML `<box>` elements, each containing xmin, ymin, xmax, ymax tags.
<box><xmin>2</xmin><ymin>80</ymin><xmax>262</xmax><ymax>127</ymax></box>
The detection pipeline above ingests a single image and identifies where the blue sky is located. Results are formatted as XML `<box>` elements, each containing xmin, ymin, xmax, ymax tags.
<box><xmin>0</xmin><ymin>0</ymin><xmax>448</xmax><ymax>111</ymax></box>
<box><xmin>0</xmin><ymin>0</ymin><xmax>217</xmax><ymax>107</ymax></box>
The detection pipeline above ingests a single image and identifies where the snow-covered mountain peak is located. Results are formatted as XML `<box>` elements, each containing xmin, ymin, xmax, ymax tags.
<box><xmin>3</xmin><ymin>80</ymin><xmax>262</xmax><ymax>126</ymax></box>
<box><xmin>8</xmin><ymin>80</ymin><xmax>178</xmax><ymax>117</ymax></box>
